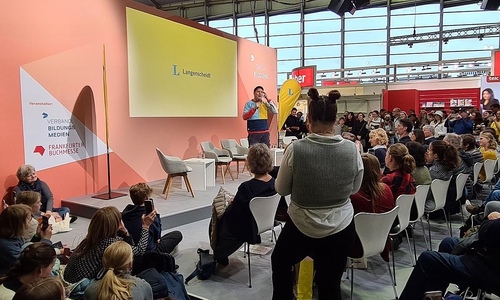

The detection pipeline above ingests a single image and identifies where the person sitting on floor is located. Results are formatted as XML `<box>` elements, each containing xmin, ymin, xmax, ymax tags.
<box><xmin>64</xmin><ymin>206</ymin><xmax>155</xmax><ymax>283</ymax></box>
<box><xmin>12</xmin><ymin>276</ymin><xmax>66</xmax><ymax>300</ymax></box>
<box><xmin>0</xmin><ymin>242</ymin><xmax>57</xmax><ymax>299</ymax></box>
<box><xmin>84</xmin><ymin>241</ymin><xmax>153</xmax><ymax>300</ymax></box>
<box><xmin>13</xmin><ymin>164</ymin><xmax>76</xmax><ymax>223</ymax></box>
<box><xmin>210</xmin><ymin>143</ymin><xmax>276</xmax><ymax>266</ymax></box>
<box><xmin>399</xmin><ymin>216</ymin><xmax>500</xmax><ymax>300</ymax></box>
<box><xmin>0</xmin><ymin>205</ymin><xmax>41</xmax><ymax>276</ymax></box>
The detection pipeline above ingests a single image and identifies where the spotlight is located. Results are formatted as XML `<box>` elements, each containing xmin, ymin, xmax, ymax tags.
<box><xmin>408</xmin><ymin>43</ymin><xmax>413</xmax><ymax>48</ymax></box>
<box><xmin>443</xmin><ymin>38</ymin><xmax>449</xmax><ymax>44</ymax></box>
<box><xmin>478</xmin><ymin>34</ymin><xmax>484</xmax><ymax>41</ymax></box>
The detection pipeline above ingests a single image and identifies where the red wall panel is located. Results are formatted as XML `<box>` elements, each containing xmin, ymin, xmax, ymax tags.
<box><xmin>384</xmin><ymin>89</ymin><xmax>419</xmax><ymax>114</ymax></box>
<box><xmin>418</xmin><ymin>88</ymin><xmax>480</xmax><ymax>112</ymax></box>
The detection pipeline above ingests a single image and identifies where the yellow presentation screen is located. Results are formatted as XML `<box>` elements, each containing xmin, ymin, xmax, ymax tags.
<box><xmin>126</xmin><ymin>8</ymin><xmax>238</xmax><ymax>117</ymax></box>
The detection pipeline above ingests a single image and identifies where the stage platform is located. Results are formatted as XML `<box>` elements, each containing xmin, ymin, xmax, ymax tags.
<box><xmin>62</xmin><ymin>170</ymin><xmax>251</xmax><ymax>230</ymax></box>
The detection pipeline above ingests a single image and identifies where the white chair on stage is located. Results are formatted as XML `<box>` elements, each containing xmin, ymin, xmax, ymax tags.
<box><xmin>221</xmin><ymin>139</ymin><xmax>248</xmax><ymax>178</ymax></box>
<box><xmin>156</xmin><ymin>148</ymin><xmax>195</xmax><ymax>200</ymax></box>
<box><xmin>200</xmin><ymin>141</ymin><xmax>234</xmax><ymax>184</ymax></box>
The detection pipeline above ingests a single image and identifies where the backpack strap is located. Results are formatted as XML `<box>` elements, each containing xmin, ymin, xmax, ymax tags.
<box><xmin>184</xmin><ymin>268</ymin><xmax>200</xmax><ymax>284</ymax></box>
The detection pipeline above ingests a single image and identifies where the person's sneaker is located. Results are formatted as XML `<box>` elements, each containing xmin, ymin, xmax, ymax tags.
<box><xmin>466</xmin><ymin>204</ymin><xmax>483</xmax><ymax>214</ymax></box>
<box><xmin>70</xmin><ymin>216</ymin><xmax>78</xmax><ymax>223</ymax></box>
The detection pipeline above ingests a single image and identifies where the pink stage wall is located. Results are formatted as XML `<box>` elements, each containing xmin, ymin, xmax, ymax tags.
<box><xmin>0</xmin><ymin>0</ymin><xmax>277</xmax><ymax>207</ymax></box>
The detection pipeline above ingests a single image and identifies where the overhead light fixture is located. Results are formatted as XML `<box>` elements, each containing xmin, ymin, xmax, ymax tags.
<box><xmin>346</xmin><ymin>71</ymin><xmax>353</xmax><ymax>76</ymax></box>
<box><xmin>408</xmin><ymin>43</ymin><xmax>414</xmax><ymax>48</ymax></box>
<box><xmin>478</xmin><ymin>34</ymin><xmax>484</xmax><ymax>41</ymax></box>
<box><xmin>443</xmin><ymin>38</ymin><xmax>449</xmax><ymax>44</ymax></box>
<box><xmin>361</xmin><ymin>70</ymin><xmax>366</xmax><ymax>75</ymax></box>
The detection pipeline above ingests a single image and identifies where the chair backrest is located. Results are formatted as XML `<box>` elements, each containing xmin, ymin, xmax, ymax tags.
<box><xmin>393</xmin><ymin>194</ymin><xmax>414</xmax><ymax>234</ymax></box>
<box><xmin>156</xmin><ymin>148</ymin><xmax>187</xmax><ymax>174</ymax></box>
<box><xmin>484</xmin><ymin>159</ymin><xmax>497</xmax><ymax>183</ymax></box>
<box><xmin>412</xmin><ymin>185</ymin><xmax>430</xmax><ymax>222</ymax></box>
<box><xmin>221</xmin><ymin>139</ymin><xmax>244</xmax><ymax>157</ymax></box>
<box><xmin>430</xmin><ymin>178</ymin><xmax>451</xmax><ymax>212</ymax></box>
<box><xmin>249</xmin><ymin>194</ymin><xmax>281</xmax><ymax>235</ymax></box>
<box><xmin>455</xmin><ymin>173</ymin><xmax>469</xmax><ymax>201</ymax></box>
<box><xmin>353</xmin><ymin>206</ymin><xmax>399</xmax><ymax>259</ymax></box>
<box><xmin>283</xmin><ymin>136</ymin><xmax>298</xmax><ymax>146</ymax></box>
<box><xmin>473</xmin><ymin>162</ymin><xmax>483</xmax><ymax>186</ymax></box>
<box><xmin>240</xmin><ymin>138</ymin><xmax>249</xmax><ymax>148</ymax></box>
<box><xmin>200</xmin><ymin>141</ymin><xmax>215</xmax><ymax>152</ymax></box>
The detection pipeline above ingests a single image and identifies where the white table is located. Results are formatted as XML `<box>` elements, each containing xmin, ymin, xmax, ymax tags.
<box><xmin>182</xmin><ymin>158</ymin><xmax>216</xmax><ymax>191</ymax></box>
<box><xmin>271</xmin><ymin>148</ymin><xmax>284</xmax><ymax>166</ymax></box>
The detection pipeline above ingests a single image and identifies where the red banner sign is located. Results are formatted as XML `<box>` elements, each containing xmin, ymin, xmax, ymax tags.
<box><xmin>291</xmin><ymin>66</ymin><xmax>316</xmax><ymax>87</ymax></box>
<box><xmin>486</xmin><ymin>75</ymin><xmax>500</xmax><ymax>82</ymax></box>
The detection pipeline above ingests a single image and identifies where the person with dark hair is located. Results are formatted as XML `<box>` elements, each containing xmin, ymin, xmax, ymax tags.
<box><xmin>282</xmin><ymin>108</ymin><xmax>301</xmax><ymax>139</ymax></box>
<box><xmin>381</xmin><ymin>112</ymin><xmax>396</xmax><ymax>144</ymax></box>
<box><xmin>338</xmin><ymin>116</ymin><xmax>349</xmax><ymax>133</ymax></box>
<box><xmin>12</xmin><ymin>276</ymin><xmax>66</xmax><ymax>300</ymax></box>
<box><xmin>425</xmin><ymin>140</ymin><xmax>467</xmax><ymax>212</ymax></box>
<box><xmin>242</xmin><ymin>86</ymin><xmax>278</xmax><ymax>147</ymax></box>
<box><xmin>122</xmin><ymin>183</ymin><xmax>182</xmax><ymax>256</ymax></box>
<box><xmin>481</xmin><ymin>88</ymin><xmax>499</xmax><ymax>111</ymax></box>
<box><xmin>211</xmin><ymin>143</ymin><xmax>276</xmax><ymax>266</ymax></box>
<box><xmin>489</xmin><ymin>110</ymin><xmax>500</xmax><ymax>142</ymax></box>
<box><xmin>0</xmin><ymin>205</ymin><xmax>35</xmax><ymax>276</ymax></box>
<box><xmin>410</xmin><ymin>129</ymin><xmax>425</xmax><ymax>145</ymax></box>
<box><xmin>397</xmin><ymin>118</ymin><xmax>413</xmax><ymax>145</ymax></box>
<box><xmin>382</xmin><ymin>143</ymin><xmax>416</xmax><ymax>200</ymax></box>
<box><xmin>272</xmin><ymin>89</ymin><xmax>363</xmax><ymax>300</ymax></box>
<box><xmin>367</xmin><ymin>110</ymin><xmax>382</xmax><ymax>131</ymax></box>
<box><xmin>64</xmin><ymin>206</ymin><xmax>155</xmax><ymax>283</ymax></box>
<box><xmin>448</xmin><ymin>109</ymin><xmax>473</xmax><ymax>135</ymax></box>
<box><xmin>352</xmin><ymin>112</ymin><xmax>369</xmax><ymax>151</ymax></box>
<box><xmin>345</xmin><ymin>111</ymin><xmax>356</xmax><ymax>128</ymax></box>
<box><xmin>406</xmin><ymin>141</ymin><xmax>431</xmax><ymax>186</ymax></box>
<box><xmin>349</xmin><ymin>153</ymin><xmax>394</xmax><ymax>261</ymax></box>
<box><xmin>0</xmin><ymin>242</ymin><xmax>57</xmax><ymax>298</ymax></box>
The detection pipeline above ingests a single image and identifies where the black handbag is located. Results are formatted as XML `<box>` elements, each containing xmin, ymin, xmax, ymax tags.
<box><xmin>185</xmin><ymin>248</ymin><xmax>216</xmax><ymax>283</ymax></box>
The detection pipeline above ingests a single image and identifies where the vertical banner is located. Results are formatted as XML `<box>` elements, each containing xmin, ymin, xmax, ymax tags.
<box><xmin>278</xmin><ymin>79</ymin><xmax>302</xmax><ymax>131</ymax></box>
<box><xmin>481</xmin><ymin>76</ymin><xmax>500</xmax><ymax>111</ymax></box>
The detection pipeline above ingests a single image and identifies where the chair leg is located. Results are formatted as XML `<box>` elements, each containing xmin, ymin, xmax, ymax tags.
<box><xmin>426</xmin><ymin>214</ymin><xmax>432</xmax><ymax>251</ymax></box>
<box><xmin>165</xmin><ymin>175</ymin><xmax>173</xmax><ymax>200</ymax></box>
<box><xmin>247</xmin><ymin>243</ymin><xmax>252</xmax><ymax>288</ymax></box>
<box><xmin>226</xmin><ymin>163</ymin><xmax>234</xmax><ymax>181</ymax></box>
<box><xmin>404</xmin><ymin>229</ymin><xmax>414</xmax><ymax>266</ymax></box>
<box><xmin>411</xmin><ymin>224</ymin><xmax>417</xmax><ymax>266</ymax></box>
<box><xmin>236</xmin><ymin>161</ymin><xmax>240</xmax><ymax>179</ymax></box>
<box><xmin>443</xmin><ymin>209</ymin><xmax>451</xmax><ymax>237</ymax></box>
<box><xmin>215</xmin><ymin>164</ymin><xmax>218</xmax><ymax>179</ymax></box>
<box><xmin>183</xmin><ymin>175</ymin><xmax>195</xmax><ymax>198</ymax></box>
<box><xmin>386</xmin><ymin>261</ymin><xmax>399</xmax><ymax>299</ymax></box>
<box><xmin>219</xmin><ymin>163</ymin><xmax>226</xmax><ymax>184</ymax></box>
<box><xmin>162</xmin><ymin>177</ymin><xmax>169</xmax><ymax>194</ymax></box>
<box><xmin>390</xmin><ymin>236</ymin><xmax>396</xmax><ymax>285</ymax></box>
<box><xmin>420</xmin><ymin>218</ymin><xmax>429</xmax><ymax>251</ymax></box>
<box><xmin>350</xmin><ymin>260</ymin><xmax>354</xmax><ymax>300</ymax></box>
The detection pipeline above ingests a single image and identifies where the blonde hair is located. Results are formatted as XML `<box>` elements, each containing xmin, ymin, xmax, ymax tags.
<box><xmin>73</xmin><ymin>206</ymin><xmax>121</xmax><ymax>257</ymax></box>
<box><xmin>480</xmin><ymin>132</ymin><xmax>498</xmax><ymax>150</ymax></box>
<box><xmin>369</xmin><ymin>128</ymin><xmax>388</xmax><ymax>146</ymax></box>
<box><xmin>15</xmin><ymin>191</ymin><xmax>41</xmax><ymax>210</ymax></box>
<box><xmin>97</xmin><ymin>241</ymin><xmax>135</xmax><ymax>300</ymax></box>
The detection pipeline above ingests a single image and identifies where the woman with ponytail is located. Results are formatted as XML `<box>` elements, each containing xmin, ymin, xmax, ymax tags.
<box><xmin>84</xmin><ymin>241</ymin><xmax>152</xmax><ymax>300</ymax></box>
<box><xmin>382</xmin><ymin>143</ymin><xmax>416</xmax><ymax>200</ymax></box>
<box><xmin>425</xmin><ymin>140</ymin><xmax>467</xmax><ymax>212</ymax></box>
<box><xmin>273</xmin><ymin>89</ymin><xmax>363</xmax><ymax>300</ymax></box>
<box><xmin>0</xmin><ymin>242</ymin><xmax>57</xmax><ymax>299</ymax></box>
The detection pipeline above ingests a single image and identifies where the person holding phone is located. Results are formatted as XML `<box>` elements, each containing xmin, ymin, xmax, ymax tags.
<box><xmin>122</xmin><ymin>183</ymin><xmax>182</xmax><ymax>255</ymax></box>
<box><xmin>242</xmin><ymin>86</ymin><xmax>278</xmax><ymax>147</ymax></box>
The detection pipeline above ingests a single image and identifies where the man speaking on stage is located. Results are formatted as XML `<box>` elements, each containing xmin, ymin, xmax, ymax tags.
<box><xmin>242</xmin><ymin>86</ymin><xmax>278</xmax><ymax>147</ymax></box>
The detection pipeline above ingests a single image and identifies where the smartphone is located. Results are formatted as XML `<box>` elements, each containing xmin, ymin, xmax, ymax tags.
<box><xmin>423</xmin><ymin>291</ymin><xmax>442</xmax><ymax>300</ymax></box>
<box><xmin>52</xmin><ymin>241</ymin><xmax>63</xmax><ymax>249</ymax></box>
<box><xmin>145</xmin><ymin>199</ymin><xmax>154</xmax><ymax>215</ymax></box>
<box><xmin>41</xmin><ymin>215</ymin><xmax>49</xmax><ymax>231</ymax></box>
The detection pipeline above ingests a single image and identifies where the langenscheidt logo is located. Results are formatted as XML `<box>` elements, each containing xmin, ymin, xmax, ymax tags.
<box><xmin>172</xmin><ymin>64</ymin><xmax>211</xmax><ymax>78</ymax></box>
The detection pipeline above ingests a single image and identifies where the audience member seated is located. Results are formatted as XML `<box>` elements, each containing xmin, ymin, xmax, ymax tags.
<box><xmin>0</xmin><ymin>242</ymin><xmax>57</xmax><ymax>299</ymax></box>
<box><xmin>399</xmin><ymin>217</ymin><xmax>500</xmax><ymax>300</ymax></box>
<box><xmin>13</xmin><ymin>164</ymin><xmax>75</xmax><ymax>223</ymax></box>
<box><xmin>122</xmin><ymin>183</ymin><xmax>182</xmax><ymax>255</ymax></box>
<box><xmin>342</xmin><ymin>132</ymin><xmax>363</xmax><ymax>153</ymax></box>
<box><xmin>410</xmin><ymin>129</ymin><xmax>425</xmax><ymax>145</ymax></box>
<box><xmin>382</xmin><ymin>143</ymin><xmax>416</xmax><ymax>200</ymax></box>
<box><xmin>350</xmin><ymin>153</ymin><xmax>395</xmax><ymax>261</ymax></box>
<box><xmin>430</xmin><ymin>111</ymin><xmax>447</xmax><ymax>138</ymax></box>
<box><xmin>461</xmin><ymin>134</ymin><xmax>485</xmax><ymax>198</ymax></box>
<box><xmin>478</xmin><ymin>132</ymin><xmax>498</xmax><ymax>181</ymax></box>
<box><xmin>210</xmin><ymin>143</ymin><xmax>275</xmax><ymax>266</ymax></box>
<box><xmin>425</xmin><ymin>141</ymin><xmax>467</xmax><ymax>214</ymax></box>
<box><xmin>12</xmin><ymin>276</ymin><xmax>66</xmax><ymax>300</ymax></box>
<box><xmin>84</xmin><ymin>241</ymin><xmax>153</xmax><ymax>300</ymax></box>
<box><xmin>0</xmin><ymin>205</ymin><xmax>34</xmax><ymax>276</ymax></box>
<box><xmin>396</xmin><ymin>118</ymin><xmax>413</xmax><ymax>145</ymax></box>
<box><xmin>406</xmin><ymin>141</ymin><xmax>431</xmax><ymax>186</ymax></box>
<box><xmin>14</xmin><ymin>191</ymin><xmax>42</xmax><ymax>242</ymax></box>
<box><xmin>422</xmin><ymin>125</ymin><xmax>436</xmax><ymax>146</ymax></box>
<box><xmin>368</xmin><ymin>128</ymin><xmax>388</xmax><ymax>170</ymax></box>
<box><xmin>64</xmin><ymin>206</ymin><xmax>155</xmax><ymax>283</ymax></box>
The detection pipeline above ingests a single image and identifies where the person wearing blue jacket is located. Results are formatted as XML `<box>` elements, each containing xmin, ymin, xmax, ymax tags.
<box><xmin>448</xmin><ymin>109</ymin><xmax>473</xmax><ymax>135</ymax></box>
<box><xmin>122</xmin><ymin>183</ymin><xmax>182</xmax><ymax>255</ymax></box>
